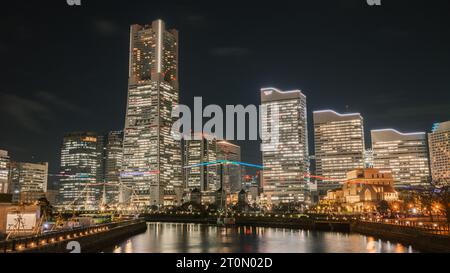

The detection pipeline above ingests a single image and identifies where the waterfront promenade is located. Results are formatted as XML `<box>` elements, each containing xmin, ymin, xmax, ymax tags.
<box><xmin>0</xmin><ymin>219</ymin><xmax>146</xmax><ymax>253</ymax></box>
<box><xmin>143</xmin><ymin>212</ymin><xmax>450</xmax><ymax>252</ymax></box>
<box><xmin>1</xmin><ymin>212</ymin><xmax>449</xmax><ymax>253</ymax></box>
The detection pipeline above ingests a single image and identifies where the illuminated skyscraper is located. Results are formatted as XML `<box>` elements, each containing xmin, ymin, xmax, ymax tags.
<box><xmin>9</xmin><ymin>161</ymin><xmax>48</xmax><ymax>203</ymax></box>
<box><xmin>59</xmin><ymin>132</ymin><xmax>101</xmax><ymax>210</ymax></box>
<box><xmin>364</xmin><ymin>149</ymin><xmax>374</xmax><ymax>168</ymax></box>
<box><xmin>0</xmin><ymin>150</ymin><xmax>9</xmax><ymax>194</ymax></box>
<box><xmin>428</xmin><ymin>121</ymin><xmax>450</xmax><ymax>184</ymax></box>
<box><xmin>261</xmin><ymin>87</ymin><xmax>309</xmax><ymax>204</ymax></box>
<box><xmin>98</xmin><ymin>131</ymin><xmax>123</xmax><ymax>203</ymax></box>
<box><xmin>313</xmin><ymin>110</ymin><xmax>365</xmax><ymax>193</ymax></box>
<box><xmin>371</xmin><ymin>129</ymin><xmax>430</xmax><ymax>187</ymax></box>
<box><xmin>183</xmin><ymin>133</ymin><xmax>217</xmax><ymax>192</ymax></box>
<box><xmin>122</xmin><ymin>20</ymin><xmax>182</xmax><ymax>208</ymax></box>
<box><xmin>216</xmin><ymin>140</ymin><xmax>241</xmax><ymax>193</ymax></box>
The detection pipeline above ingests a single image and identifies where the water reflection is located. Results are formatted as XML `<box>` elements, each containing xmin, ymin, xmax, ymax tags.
<box><xmin>106</xmin><ymin>222</ymin><xmax>417</xmax><ymax>253</ymax></box>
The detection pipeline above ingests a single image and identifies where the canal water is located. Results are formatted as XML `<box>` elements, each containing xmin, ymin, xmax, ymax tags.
<box><xmin>104</xmin><ymin>222</ymin><xmax>417</xmax><ymax>253</ymax></box>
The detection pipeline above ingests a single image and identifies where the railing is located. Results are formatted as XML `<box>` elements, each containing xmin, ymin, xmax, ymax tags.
<box><xmin>357</xmin><ymin>218</ymin><xmax>450</xmax><ymax>236</ymax></box>
<box><xmin>0</xmin><ymin>219</ymin><xmax>143</xmax><ymax>253</ymax></box>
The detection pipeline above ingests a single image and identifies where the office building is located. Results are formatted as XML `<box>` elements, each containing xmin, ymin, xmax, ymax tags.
<box><xmin>122</xmin><ymin>19</ymin><xmax>182</xmax><ymax>208</ymax></box>
<box><xmin>9</xmin><ymin>161</ymin><xmax>48</xmax><ymax>203</ymax></box>
<box><xmin>371</xmin><ymin>129</ymin><xmax>430</xmax><ymax>187</ymax></box>
<box><xmin>216</xmin><ymin>140</ymin><xmax>241</xmax><ymax>193</ymax></box>
<box><xmin>58</xmin><ymin>132</ymin><xmax>101</xmax><ymax>210</ymax></box>
<box><xmin>313</xmin><ymin>110</ymin><xmax>365</xmax><ymax>193</ymax></box>
<box><xmin>261</xmin><ymin>87</ymin><xmax>309</xmax><ymax>204</ymax></box>
<box><xmin>98</xmin><ymin>131</ymin><xmax>123</xmax><ymax>203</ymax></box>
<box><xmin>428</xmin><ymin>121</ymin><xmax>450</xmax><ymax>184</ymax></box>
<box><xmin>0</xmin><ymin>150</ymin><xmax>9</xmax><ymax>194</ymax></box>
<box><xmin>364</xmin><ymin>149</ymin><xmax>374</xmax><ymax>168</ymax></box>
<box><xmin>183</xmin><ymin>133</ymin><xmax>217</xmax><ymax>192</ymax></box>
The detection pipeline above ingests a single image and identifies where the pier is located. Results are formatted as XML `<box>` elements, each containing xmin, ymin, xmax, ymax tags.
<box><xmin>0</xmin><ymin>219</ymin><xmax>146</xmax><ymax>253</ymax></box>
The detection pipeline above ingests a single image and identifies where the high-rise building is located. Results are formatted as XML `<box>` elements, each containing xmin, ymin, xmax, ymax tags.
<box><xmin>0</xmin><ymin>150</ymin><xmax>9</xmax><ymax>194</ymax></box>
<box><xmin>364</xmin><ymin>149</ymin><xmax>374</xmax><ymax>168</ymax></box>
<box><xmin>313</xmin><ymin>110</ymin><xmax>365</xmax><ymax>194</ymax></box>
<box><xmin>9</xmin><ymin>161</ymin><xmax>48</xmax><ymax>203</ymax></box>
<box><xmin>59</xmin><ymin>132</ymin><xmax>101</xmax><ymax>210</ymax></box>
<box><xmin>216</xmin><ymin>140</ymin><xmax>241</xmax><ymax>193</ymax></box>
<box><xmin>122</xmin><ymin>20</ymin><xmax>183</xmax><ymax>207</ymax></box>
<box><xmin>98</xmin><ymin>131</ymin><xmax>123</xmax><ymax>204</ymax></box>
<box><xmin>428</xmin><ymin>121</ymin><xmax>450</xmax><ymax>184</ymax></box>
<box><xmin>371</xmin><ymin>129</ymin><xmax>430</xmax><ymax>187</ymax></box>
<box><xmin>122</xmin><ymin>20</ymin><xmax>182</xmax><ymax>208</ymax></box>
<box><xmin>261</xmin><ymin>87</ymin><xmax>309</xmax><ymax>204</ymax></box>
<box><xmin>183</xmin><ymin>134</ymin><xmax>217</xmax><ymax>192</ymax></box>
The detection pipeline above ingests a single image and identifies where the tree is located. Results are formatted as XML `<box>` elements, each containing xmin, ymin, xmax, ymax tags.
<box><xmin>376</xmin><ymin>200</ymin><xmax>389</xmax><ymax>215</ymax></box>
<box><xmin>415</xmin><ymin>190</ymin><xmax>434</xmax><ymax>221</ymax></box>
<box><xmin>433</xmin><ymin>184</ymin><xmax>450</xmax><ymax>224</ymax></box>
<box><xmin>417</xmin><ymin>181</ymin><xmax>450</xmax><ymax>224</ymax></box>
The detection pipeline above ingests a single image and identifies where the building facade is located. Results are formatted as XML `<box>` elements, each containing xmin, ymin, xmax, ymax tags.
<box><xmin>122</xmin><ymin>20</ymin><xmax>182</xmax><ymax>208</ymax></box>
<box><xmin>324</xmin><ymin>168</ymin><xmax>398</xmax><ymax>213</ymax></box>
<box><xmin>428</xmin><ymin>121</ymin><xmax>450</xmax><ymax>184</ymax></box>
<box><xmin>313</xmin><ymin>110</ymin><xmax>365</xmax><ymax>194</ymax></box>
<box><xmin>364</xmin><ymin>149</ymin><xmax>374</xmax><ymax>168</ymax></box>
<box><xmin>98</xmin><ymin>131</ymin><xmax>123</xmax><ymax>204</ymax></box>
<box><xmin>216</xmin><ymin>140</ymin><xmax>241</xmax><ymax>193</ymax></box>
<box><xmin>58</xmin><ymin>132</ymin><xmax>101</xmax><ymax>210</ymax></box>
<box><xmin>371</xmin><ymin>129</ymin><xmax>430</xmax><ymax>187</ymax></box>
<box><xmin>9</xmin><ymin>161</ymin><xmax>48</xmax><ymax>203</ymax></box>
<box><xmin>261</xmin><ymin>87</ymin><xmax>309</xmax><ymax>204</ymax></box>
<box><xmin>0</xmin><ymin>150</ymin><xmax>9</xmax><ymax>194</ymax></box>
<box><xmin>183</xmin><ymin>134</ymin><xmax>218</xmax><ymax>192</ymax></box>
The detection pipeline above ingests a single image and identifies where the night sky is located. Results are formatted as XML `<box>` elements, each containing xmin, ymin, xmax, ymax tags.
<box><xmin>1</xmin><ymin>0</ymin><xmax>449</xmax><ymax>177</ymax></box>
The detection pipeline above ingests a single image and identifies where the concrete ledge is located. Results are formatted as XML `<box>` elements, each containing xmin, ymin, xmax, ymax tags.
<box><xmin>351</xmin><ymin>222</ymin><xmax>450</xmax><ymax>253</ymax></box>
<box><xmin>3</xmin><ymin>220</ymin><xmax>147</xmax><ymax>253</ymax></box>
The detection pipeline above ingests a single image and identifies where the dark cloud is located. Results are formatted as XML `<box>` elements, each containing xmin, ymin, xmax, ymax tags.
<box><xmin>0</xmin><ymin>93</ymin><xmax>52</xmax><ymax>133</ymax></box>
<box><xmin>0</xmin><ymin>92</ymin><xmax>88</xmax><ymax>133</ymax></box>
<box><xmin>184</xmin><ymin>15</ymin><xmax>206</xmax><ymax>26</ymax></box>
<box><xmin>36</xmin><ymin>91</ymin><xmax>87</xmax><ymax>114</ymax></box>
<box><xmin>372</xmin><ymin>102</ymin><xmax>450</xmax><ymax>120</ymax></box>
<box><xmin>93</xmin><ymin>19</ymin><xmax>120</xmax><ymax>36</ymax></box>
<box><xmin>209</xmin><ymin>47</ymin><xmax>251</xmax><ymax>57</ymax></box>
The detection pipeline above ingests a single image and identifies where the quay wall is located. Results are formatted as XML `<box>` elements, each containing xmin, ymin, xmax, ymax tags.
<box><xmin>143</xmin><ymin>214</ymin><xmax>350</xmax><ymax>232</ymax></box>
<box><xmin>351</xmin><ymin>221</ymin><xmax>450</xmax><ymax>253</ymax></box>
<box><xmin>1</xmin><ymin>219</ymin><xmax>147</xmax><ymax>253</ymax></box>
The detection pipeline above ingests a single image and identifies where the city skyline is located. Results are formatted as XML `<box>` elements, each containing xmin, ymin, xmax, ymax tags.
<box><xmin>1</xmin><ymin>1</ymin><xmax>449</xmax><ymax>175</ymax></box>
<box><xmin>1</xmin><ymin>0</ymin><xmax>450</xmax><ymax>256</ymax></box>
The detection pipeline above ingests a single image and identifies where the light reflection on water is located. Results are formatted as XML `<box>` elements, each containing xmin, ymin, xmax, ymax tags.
<box><xmin>105</xmin><ymin>222</ymin><xmax>418</xmax><ymax>253</ymax></box>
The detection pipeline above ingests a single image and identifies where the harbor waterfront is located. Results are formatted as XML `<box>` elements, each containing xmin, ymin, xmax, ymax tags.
<box><xmin>2</xmin><ymin>213</ymin><xmax>449</xmax><ymax>253</ymax></box>
<box><xmin>1</xmin><ymin>1</ymin><xmax>450</xmax><ymax>259</ymax></box>
<box><xmin>104</xmin><ymin>222</ymin><xmax>417</xmax><ymax>253</ymax></box>
<box><xmin>0</xmin><ymin>219</ymin><xmax>147</xmax><ymax>253</ymax></box>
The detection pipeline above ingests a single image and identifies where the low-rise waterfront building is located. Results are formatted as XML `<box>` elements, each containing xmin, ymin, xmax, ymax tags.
<box><xmin>322</xmin><ymin>168</ymin><xmax>399</xmax><ymax>213</ymax></box>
